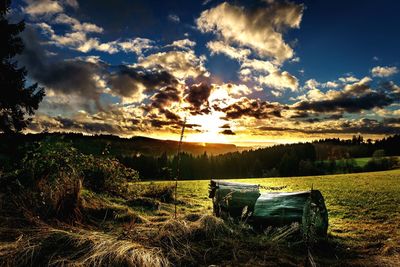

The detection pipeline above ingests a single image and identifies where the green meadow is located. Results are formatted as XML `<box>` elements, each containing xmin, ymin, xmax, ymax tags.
<box><xmin>141</xmin><ymin>169</ymin><xmax>400</xmax><ymax>265</ymax></box>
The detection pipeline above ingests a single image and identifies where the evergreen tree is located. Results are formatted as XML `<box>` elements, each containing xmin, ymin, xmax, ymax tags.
<box><xmin>0</xmin><ymin>0</ymin><xmax>44</xmax><ymax>133</ymax></box>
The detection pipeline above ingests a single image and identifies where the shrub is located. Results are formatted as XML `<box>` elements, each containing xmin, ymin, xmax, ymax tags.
<box><xmin>17</xmin><ymin>139</ymin><xmax>84</xmax><ymax>222</ymax></box>
<box><xmin>364</xmin><ymin>156</ymin><xmax>399</xmax><ymax>172</ymax></box>
<box><xmin>82</xmin><ymin>155</ymin><xmax>139</xmax><ymax>195</ymax></box>
<box><xmin>4</xmin><ymin>138</ymin><xmax>138</xmax><ymax>222</ymax></box>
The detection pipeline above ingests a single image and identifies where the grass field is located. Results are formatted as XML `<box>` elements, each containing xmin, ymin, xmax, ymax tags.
<box><xmin>1</xmin><ymin>169</ymin><xmax>399</xmax><ymax>266</ymax></box>
<box><xmin>141</xmin><ymin>169</ymin><xmax>400</xmax><ymax>266</ymax></box>
<box><xmin>322</xmin><ymin>156</ymin><xmax>400</xmax><ymax>168</ymax></box>
<box><xmin>353</xmin><ymin>157</ymin><xmax>372</xmax><ymax>167</ymax></box>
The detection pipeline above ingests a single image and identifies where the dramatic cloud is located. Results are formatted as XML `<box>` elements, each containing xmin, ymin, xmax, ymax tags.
<box><xmin>371</xmin><ymin>66</ymin><xmax>399</xmax><ymax>77</ymax></box>
<box><xmin>14</xmin><ymin>0</ymin><xmax>400</xmax><ymax>141</ymax></box>
<box><xmin>20</xmin><ymin>26</ymin><xmax>104</xmax><ymax>105</ymax></box>
<box><xmin>214</xmin><ymin>97</ymin><xmax>285</xmax><ymax>120</ymax></box>
<box><xmin>149</xmin><ymin>86</ymin><xmax>181</xmax><ymax>109</ymax></box>
<box><xmin>29</xmin><ymin>111</ymin><xmax>142</xmax><ymax>136</ymax></box>
<box><xmin>20</xmin><ymin>26</ymin><xmax>180</xmax><ymax>106</ymax></box>
<box><xmin>294</xmin><ymin>78</ymin><xmax>396</xmax><ymax>113</ymax></box>
<box><xmin>108</xmin><ymin>65</ymin><xmax>178</xmax><ymax>100</ymax></box>
<box><xmin>185</xmin><ymin>82</ymin><xmax>213</xmax><ymax>114</ymax></box>
<box><xmin>138</xmin><ymin>50</ymin><xmax>208</xmax><ymax>80</ymax></box>
<box><xmin>197</xmin><ymin>1</ymin><xmax>303</xmax><ymax>62</ymax></box>
<box><xmin>258</xmin><ymin>118</ymin><xmax>400</xmax><ymax>135</ymax></box>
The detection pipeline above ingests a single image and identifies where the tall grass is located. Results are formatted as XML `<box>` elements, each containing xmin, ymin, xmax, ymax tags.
<box><xmin>0</xmin><ymin>227</ymin><xmax>169</xmax><ymax>267</ymax></box>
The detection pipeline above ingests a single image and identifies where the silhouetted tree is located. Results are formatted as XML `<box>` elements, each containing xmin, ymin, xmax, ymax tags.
<box><xmin>0</xmin><ymin>0</ymin><xmax>44</xmax><ymax>133</ymax></box>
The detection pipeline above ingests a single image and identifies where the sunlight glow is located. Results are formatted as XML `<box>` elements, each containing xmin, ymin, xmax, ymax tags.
<box><xmin>186</xmin><ymin>111</ymin><xmax>229</xmax><ymax>143</ymax></box>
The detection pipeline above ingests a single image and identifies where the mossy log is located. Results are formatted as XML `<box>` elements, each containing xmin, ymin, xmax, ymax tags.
<box><xmin>209</xmin><ymin>180</ymin><xmax>328</xmax><ymax>236</ymax></box>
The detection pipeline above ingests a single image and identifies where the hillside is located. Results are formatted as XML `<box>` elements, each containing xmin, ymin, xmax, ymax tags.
<box><xmin>0</xmin><ymin>132</ymin><xmax>246</xmax><ymax>158</ymax></box>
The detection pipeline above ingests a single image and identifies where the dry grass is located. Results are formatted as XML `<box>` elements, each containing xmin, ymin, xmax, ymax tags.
<box><xmin>149</xmin><ymin>214</ymin><xmax>308</xmax><ymax>266</ymax></box>
<box><xmin>0</xmin><ymin>227</ymin><xmax>169</xmax><ymax>267</ymax></box>
<box><xmin>131</xmin><ymin>183</ymin><xmax>175</xmax><ymax>203</ymax></box>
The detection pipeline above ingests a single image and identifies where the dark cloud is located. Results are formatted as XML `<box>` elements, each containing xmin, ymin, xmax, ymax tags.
<box><xmin>383</xmin><ymin>117</ymin><xmax>400</xmax><ymax>124</ymax></box>
<box><xmin>30</xmin><ymin>115</ymin><xmax>140</xmax><ymax>135</ymax></box>
<box><xmin>326</xmin><ymin>114</ymin><xmax>343</xmax><ymax>120</ymax></box>
<box><xmin>294</xmin><ymin>80</ymin><xmax>399</xmax><ymax>114</ymax></box>
<box><xmin>185</xmin><ymin>82</ymin><xmax>213</xmax><ymax>115</ymax></box>
<box><xmin>19</xmin><ymin>26</ymin><xmax>103</xmax><ymax>107</ymax></box>
<box><xmin>258</xmin><ymin>118</ymin><xmax>400</xmax><ymax>135</ymax></box>
<box><xmin>214</xmin><ymin>97</ymin><xmax>286</xmax><ymax>120</ymax></box>
<box><xmin>305</xmin><ymin>118</ymin><xmax>320</xmax><ymax>123</ymax></box>
<box><xmin>290</xmin><ymin>111</ymin><xmax>310</xmax><ymax>118</ymax></box>
<box><xmin>220</xmin><ymin>129</ymin><xmax>235</xmax><ymax>135</ymax></box>
<box><xmin>141</xmin><ymin>86</ymin><xmax>182</xmax><ymax>124</ymax></box>
<box><xmin>150</xmin><ymin>86</ymin><xmax>180</xmax><ymax>109</ymax></box>
<box><xmin>295</xmin><ymin>92</ymin><xmax>393</xmax><ymax>113</ymax></box>
<box><xmin>220</xmin><ymin>123</ymin><xmax>231</xmax><ymax>129</ymax></box>
<box><xmin>20</xmin><ymin>26</ymin><xmax>179</xmax><ymax>109</ymax></box>
<box><xmin>108</xmin><ymin>65</ymin><xmax>178</xmax><ymax>98</ymax></box>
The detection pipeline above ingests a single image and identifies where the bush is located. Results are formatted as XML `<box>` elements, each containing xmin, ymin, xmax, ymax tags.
<box><xmin>3</xmin><ymin>138</ymin><xmax>139</xmax><ymax>222</ymax></box>
<box><xmin>364</xmin><ymin>156</ymin><xmax>399</xmax><ymax>172</ymax></box>
<box><xmin>82</xmin><ymin>155</ymin><xmax>139</xmax><ymax>194</ymax></box>
<box><xmin>17</xmin><ymin>139</ymin><xmax>84</xmax><ymax>221</ymax></box>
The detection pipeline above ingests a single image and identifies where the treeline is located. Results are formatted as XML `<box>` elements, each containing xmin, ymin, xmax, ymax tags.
<box><xmin>1</xmin><ymin>133</ymin><xmax>400</xmax><ymax>180</ymax></box>
<box><xmin>119</xmin><ymin>135</ymin><xmax>400</xmax><ymax>180</ymax></box>
<box><xmin>313</xmin><ymin>135</ymin><xmax>400</xmax><ymax>160</ymax></box>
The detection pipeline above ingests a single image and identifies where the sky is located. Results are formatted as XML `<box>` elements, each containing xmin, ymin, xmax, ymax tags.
<box><xmin>9</xmin><ymin>0</ymin><xmax>400</xmax><ymax>146</ymax></box>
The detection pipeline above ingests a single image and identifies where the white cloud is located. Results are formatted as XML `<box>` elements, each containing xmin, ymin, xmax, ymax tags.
<box><xmin>169</xmin><ymin>39</ymin><xmax>196</xmax><ymax>49</ymax></box>
<box><xmin>118</xmin><ymin>38</ymin><xmax>155</xmax><ymax>56</ymax></box>
<box><xmin>207</xmin><ymin>40</ymin><xmax>251</xmax><ymax>60</ymax></box>
<box><xmin>239</xmin><ymin>59</ymin><xmax>277</xmax><ymax>77</ymax></box>
<box><xmin>303</xmin><ymin>79</ymin><xmax>320</xmax><ymax>90</ymax></box>
<box><xmin>54</xmin><ymin>14</ymin><xmax>103</xmax><ymax>33</ymax></box>
<box><xmin>76</xmin><ymin>39</ymin><xmax>119</xmax><ymax>53</ymax></box>
<box><xmin>138</xmin><ymin>50</ymin><xmax>208</xmax><ymax>80</ymax></box>
<box><xmin>24</xmin><ymin>0</ymin><xmax>63</xmax><ymax>16</ymax></box>
<box><xmin>197</xmin><ymin>1</ymin><xmax>303</xmax><ymax>62</ymax></box>
<box><xmin>324</xmin><ymin>81</ymin><xmax>339</xmax><ymax>88</ymax></box>
<box><xmin>258</xmin><ymin>71</ymin><xmax>299</xmax><ymax>91</ymax></box>
<box><xmin>168</xmin><ymin>14</ymin><xmax>180</xmax><ymax>23</ymax></box>
<box><xmin>371</xmin><ymin>66</ymin><xmax>399</xmax><ymax>77</ymax></box>
<box><xmin>36</xmin><ymin>20</ymin><xmax>118</xmax><ymax>54</ymax></box>
<box><xmin>290</xmin><ymin>57</ymin><xmax>300</xmax><ymax>63</ymax></box>
<box><xmin>339</xmin><ymin>76</ymin><xmax>359</xmax><ymax>83</ymax></box>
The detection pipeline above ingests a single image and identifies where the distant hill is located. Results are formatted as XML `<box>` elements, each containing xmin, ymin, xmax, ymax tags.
<box><xmin>0</xmin><ymin>132</ymin><xmax>248</xmax><ymax>157</ymax></box>
<box><xmin>118</xmin><ymin>136</ymin><xmax>248</xmax><ymax>156</ymax></box>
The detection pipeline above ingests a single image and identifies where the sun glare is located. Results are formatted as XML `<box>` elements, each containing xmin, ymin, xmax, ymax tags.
<box><xmin>186</xmin><ymin>111</ymin><xmax>229</xmax><ymax>143</ymax></box>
